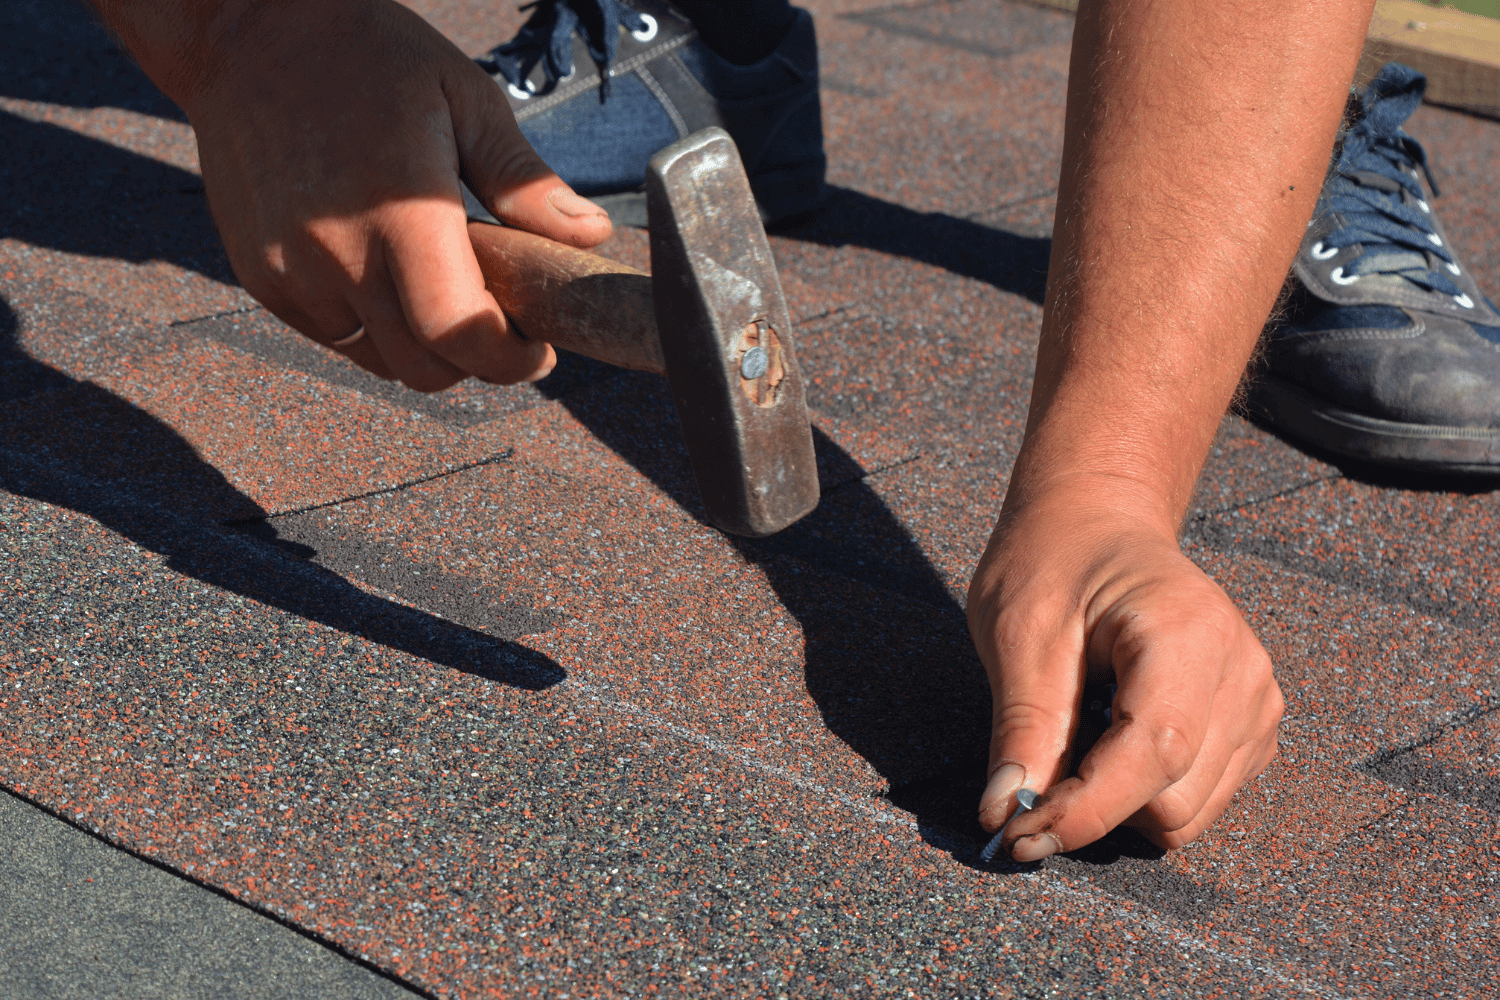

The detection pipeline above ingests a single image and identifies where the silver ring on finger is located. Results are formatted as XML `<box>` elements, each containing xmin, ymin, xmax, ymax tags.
<box><xmin>331</xmin><ymin>326</ymin><xmax>366</xmax><ymax>347</ymax></box>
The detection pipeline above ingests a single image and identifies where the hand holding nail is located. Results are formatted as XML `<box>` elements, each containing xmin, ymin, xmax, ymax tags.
<box><xmin>967</xmin><ymin>502</ymin><xmax>1285</xmax><ymax>861</ymax></box>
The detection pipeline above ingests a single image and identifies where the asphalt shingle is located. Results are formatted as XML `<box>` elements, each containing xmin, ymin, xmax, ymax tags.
<box><xmin>2</xmin><ymin>0</ymin><xmax>1499</xmax><ymax>996</ymax></box>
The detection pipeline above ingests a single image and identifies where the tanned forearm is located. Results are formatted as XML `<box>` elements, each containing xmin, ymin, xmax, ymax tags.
<box><xmin>85</xmin><ymin>2</ymin><xmax>246</xmax><ymax>109</ymax></box>
<box><xmin>1014</xmin><ymin>0</ymin><xmax>1376</xmax><ymax>528</ymax></box>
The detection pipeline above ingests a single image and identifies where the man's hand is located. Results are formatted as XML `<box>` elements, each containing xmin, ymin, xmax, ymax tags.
<box><xmin>962</xmin><ymin>0</ymin><xmax>1376</xmax><ymax>859</ymax></box>
<box><xmin>968</xmin><ymin>479</ymin><xmax>1283</xmax><ymax>859</ymax></box>
<box><xmin>99</xmin><ymin>0</ymin><xmax>612</xmax><ymax>389</ymax></box>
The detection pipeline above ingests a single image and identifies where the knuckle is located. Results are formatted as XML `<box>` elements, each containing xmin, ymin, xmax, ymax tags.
<box><xmin>1265</xmin><ymin>678</ymin><xmax>1287</xmax><ymax>725</ymax></box>
<box><xmin>405</xmin><ymin>324</ymin><xmax>445</xmax><ymax>355</ymax></box>
<box><xmin>1144</xmin><ymin>715</ymin><xmax>1198</xmax><ymax>785</ymax></box>
<box><xmin>992</xmin><ymin>697</ymin><xmax>1071</xmax><ymax>743</ymax></box>
<box><xmin>1195</xmin><ymin>592</ymin><xmax>1242</xmax><ymax>632</ymax></box>
<box><xmin>1251</xmin><ymin>733</ymin><xmax>1281</xmax><ymax>777</ymax></box>
<box><xmin>1179</xmin><ymin>599</ymin><xmax>1244</xmax><ymax>654</ymax></box>
<box><xmin>990</xmin><ymin>700</ymin><xmax>1075</xmax><ymax>769</ymax></box>
<box><xmin>1237</xmin><ymin>645</ymin><xmax>1285</xmax><ymax>731</ymax></box>
<box><xmin>1146</xmin><ymin>788</ymin><xmax>1198</xmax><ymax>833</ymax></box>
<box><xmin>989</xmin><ymin>599</ymin><xmax>1074</xmax><ymax>659</ymax></box>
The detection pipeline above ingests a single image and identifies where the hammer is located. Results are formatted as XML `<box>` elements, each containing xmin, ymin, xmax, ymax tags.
<box><xmin>465</xmin><ymin>129</ymin><xmax>819</xmax><ymax>538</ymax></box>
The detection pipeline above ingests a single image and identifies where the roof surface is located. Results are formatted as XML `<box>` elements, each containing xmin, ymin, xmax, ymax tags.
<box><xmin>2</xmin><ymin>1</ymin><xmax>1498</xmax><ymax>997</ymax></box>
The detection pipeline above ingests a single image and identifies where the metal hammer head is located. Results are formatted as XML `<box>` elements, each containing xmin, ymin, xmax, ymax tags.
<box><xmin>646</xmin><ymin>129</ymin><xmax>820</xmax><ymax>538</ymax></box>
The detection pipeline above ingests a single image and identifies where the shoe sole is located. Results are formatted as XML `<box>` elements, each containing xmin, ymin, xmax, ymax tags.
<box><xmin>1246</xmin><ymin>375</ymin><xmax>1500</xmax><ymax>474</ymax></box>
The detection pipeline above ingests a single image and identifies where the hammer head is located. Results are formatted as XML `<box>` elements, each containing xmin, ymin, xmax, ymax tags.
<box><xmin>646</xmin><ymin>129</ymin><xmax>820</xmax><ymax>538</ymax></box>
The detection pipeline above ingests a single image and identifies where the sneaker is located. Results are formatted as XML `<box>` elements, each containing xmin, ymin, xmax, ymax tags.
<box><xmin>1247</xmin><ymin>62</ymin><xmax>1500</xmax><ymax>473</ymax></box>
<box><xmin>476</xmin><ymin>0</ymin><xmax>826</xmax><ymax>227</ymax></box>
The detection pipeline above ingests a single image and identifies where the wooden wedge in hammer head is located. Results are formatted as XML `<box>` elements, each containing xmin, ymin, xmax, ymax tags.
<box><xmin>467</xmin><ymin>128</ymin><xmax>819</xmax><ymax>538</ymax></box>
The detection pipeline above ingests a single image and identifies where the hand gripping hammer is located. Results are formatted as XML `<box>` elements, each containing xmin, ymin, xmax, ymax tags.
<box><xmin>466</xmin><ymin>128</ymin><xmax>819</xmax><ymax>538</ymax></box>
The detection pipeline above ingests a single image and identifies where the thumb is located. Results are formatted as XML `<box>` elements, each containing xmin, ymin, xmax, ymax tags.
<box><xmin>976</xmin><ymin>633</ymin><xmax>1087</xmax><ymax>833</ymax></box>
<box><xmin>446</xmin><ymin>60</ymin><xmax>613</xmax><ymax>248</ymax></box>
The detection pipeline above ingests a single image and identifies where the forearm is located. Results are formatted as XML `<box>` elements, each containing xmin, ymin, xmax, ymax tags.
<box><xmin>1011</xmin><ymin>0</ymin><xmax>1376</xmax><ymax>530</ymax></box>
<box><xmin>86</xmin><ymin>2</ymin><xmax>243</xmax><ymax>108</ymax></box>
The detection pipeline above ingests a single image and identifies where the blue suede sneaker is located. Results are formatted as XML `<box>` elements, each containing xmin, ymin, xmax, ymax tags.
<box><xmin>1249</xmin><ymin>62</ymin><xmax>1500</xmax><ymax>473</ymax></box>
<box><xmin>476</xmin><ymin>0</ymin><xmax>826</xmax><ymax>227</ymax></box>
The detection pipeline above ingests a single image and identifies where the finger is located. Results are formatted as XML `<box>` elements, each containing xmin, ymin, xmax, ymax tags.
<box><xmin>443</xmin><ymin>56</ymin><xmax>612</xmax><ymax>248</ymax></box>
<box><xmin>328</xmin><ymin>327</ymin><xmax>397</xmax><ymax>382</ymax></box>
<box><xmin>1128</xmin><ymin>671</ymin><xmax>1284</xmax><ymax>845</ymax></box>
<box><xmin>1124</xmin><ymin>626</ymin><xmax>1283</xmax><ymax>846</ymax></box>
<box><xmin>975</xmin><ymin>620</ymin><xmax>1089</xmax><ymax>835</ymax></box>
<box><xmin>347</xmin><ymin>239</ymin><xmax>471</xmax><ymax>393</ymax></box>
<box><xmin>1000</xmin><ymin>616</ymin><xmax>1237</xmax><ymax>860</ymax></box>
<box><xmin>1134</xmin><ymin>728</ymin><xmax>1279</xmax><ymax>849</ymax></box>
<box><xmin>239</xmin><ymin>266</ymin><xmax>398</xmax><ymax>381</ymax></box>
<box><xmin>377</xmin><ymin>195</ymin><xmax>556</xmax><ymax>386</ymax></box>
<box><xmin>1001</xmin><ymin>697</ymin><xmax>1218</xmax><ymax>861</ymax></box>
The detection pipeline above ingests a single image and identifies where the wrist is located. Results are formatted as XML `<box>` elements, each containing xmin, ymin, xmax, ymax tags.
<box><xmin>89</xmin><ymin>0</ymin><xmax>328</xmax><ymax>115</ymax></box>
<box><xmin>1001</xmin><ymin>421</ymin><xmax>1201</xmax><ymax>540</ymax></box>
<box><xmin>970</xmin><ymin>464</ymin><xmax>1190</xmax><ymax>627</ymax></box>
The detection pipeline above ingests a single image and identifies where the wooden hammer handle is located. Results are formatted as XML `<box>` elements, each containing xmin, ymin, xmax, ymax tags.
<box><xmin>467</xmin><ymin>221</ymin><xmax>665</xmax><ymax>375</ymax></box>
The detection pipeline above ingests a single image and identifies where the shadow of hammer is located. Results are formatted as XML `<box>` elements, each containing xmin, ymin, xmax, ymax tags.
<box><xmin>466</xmin><ymin>128</ymin><xmax>819</xmax><ymax>538</ymax></box>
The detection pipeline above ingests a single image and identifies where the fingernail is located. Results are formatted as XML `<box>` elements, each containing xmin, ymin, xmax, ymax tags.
<box><xmin>979</xmin><ymin>763</ymin><xmax>1026</xmax><ymax>820</ymax></box>
<box><xmin>523</xmin><ymin>344</ymin><xmax>556</xmax><ymax>383</ymax></box>
<box><xmin>547</xmin><ymin>187</ymin><xmax>607</xmax><ymax>219</ymax></box>
<box><xmin>1011</xmin><ymin>832</ymin><xmax>1064</xmax><ymax>863</ymax></box>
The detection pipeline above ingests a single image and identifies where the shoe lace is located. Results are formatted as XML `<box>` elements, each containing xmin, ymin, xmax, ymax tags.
<box><xmin>1315</xmin><ymin>63</ymin><xmax>1469</xmax><ymax>304</ymax></box>
<box><xmin>478</xmin><ymin>0</ymin><xmax>649</xmax><ymax>99</ymax></box>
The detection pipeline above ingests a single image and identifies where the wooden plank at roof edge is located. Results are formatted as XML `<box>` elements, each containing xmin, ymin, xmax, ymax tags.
<box><xmin>1012</xmin><ymin>0</ymin><xmax>1498</xmax><ymax>119</ymax></box>
<box><xmin>1358</xmin><ymin>1</ymin><xmax>1500</xmax><ymax>118</ymax></box>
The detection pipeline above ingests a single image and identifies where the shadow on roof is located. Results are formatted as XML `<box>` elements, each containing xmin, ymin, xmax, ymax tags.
<box><xmin>0</xmin><ymin>294</ymin><xmax>564</xmax><ymax>688</ymax></box>
<box><xmin>535</xmin><ymin>351</ymin><xmax>1133</xmax><ymax>871</ymax></box>
<box><xmin>776</xmin><ymin>186</ymin><xmax>1051</xmax><ymax>305</ymax></box>
<box><xmin>0</xmin><ymin>110</ymin><xmax>233</xmax><ymax>284</ymax></box>
<box><xmin>0</xmin><ymin>0</ymin><xmax>188</xmax><ymax>122</ymax></box>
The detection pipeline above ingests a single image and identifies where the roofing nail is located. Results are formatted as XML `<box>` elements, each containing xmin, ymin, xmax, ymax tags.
<box><xmin>980</xmin><ymin>787</ymin><xmax>1038</xmax><ymax>863</ymax></box>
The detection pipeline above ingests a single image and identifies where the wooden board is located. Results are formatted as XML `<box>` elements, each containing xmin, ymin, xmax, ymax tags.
<box><xmin>1359</xmin><ymin>0</ymin><xmax>1500</xmax><ymax>118</ymax></box>
<box><xmin>1012</xmin><ymin>0</ymin><xmax>1498</xmax><ymax>119</ymax></box>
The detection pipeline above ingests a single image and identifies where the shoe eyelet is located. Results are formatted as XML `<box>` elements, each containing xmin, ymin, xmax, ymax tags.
<box><xmin>1447</xmin><ymin>262</ymin><xmax>1461</xmax><ymax>275</ymax></box>
<box><xmin>1455</xmin><ymin>293</ymin><xmax>1475</xmax><ymax>309</ymax></box>
<box><xmin>1329</xmin><ymin>267</ymin><xmax>1360</xmax><ymax>286</ymax></box>
<box><xmin>1427</xmin><ymin>233</ymin><xmax>1443</xmax><ymax>247</ymax></box>
<box><xmin>630</xmin><ymin>14</ymin><xmax>658</xmax><ymax>42</ymax></box>
<box><xmin>1417</xmin><ymin>199</ymin><xmax>1431</xmax><ymax>213</ymax></box>
<box><xmin>507</xmin><ymin>81</ymin><xmax>533</xmax><ymax>100</ymax></box>
<box><xmin>1310</xmin><ymin>241</ymin><xmax>1338</xmax><ymax>261</ymax></box>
